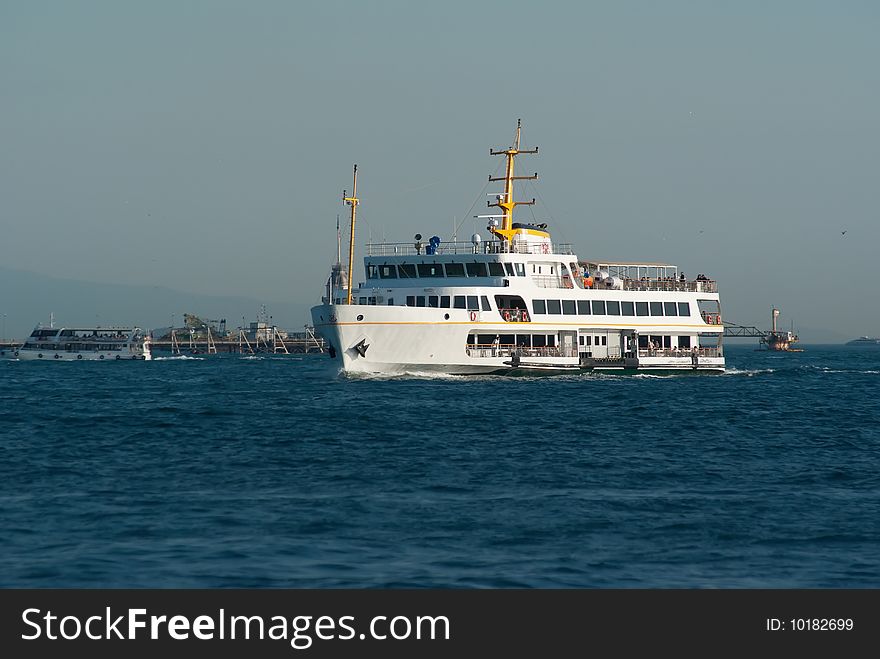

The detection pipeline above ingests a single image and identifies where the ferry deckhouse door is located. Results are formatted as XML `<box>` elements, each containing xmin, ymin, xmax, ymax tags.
<box><xmin>560</xmin><ymin>330</ymin><xmax>577</xmax><ymax>358</ymax></box>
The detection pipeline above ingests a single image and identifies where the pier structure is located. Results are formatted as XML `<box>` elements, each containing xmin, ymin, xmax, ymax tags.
<box><xmin>150</xmin><ymin>325</ymin><xmax>325</xmax><ymax>355</ymax></box>
<box><xmin>722</xmin><ymin>307</ymin><xmax>801</xmax><ymax>351</ymax></box>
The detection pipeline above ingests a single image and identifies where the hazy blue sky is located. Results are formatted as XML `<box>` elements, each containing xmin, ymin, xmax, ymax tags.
<box><xmin>2</xmin><ymin>1</ymin><xmax>878</xmax><ymax>340</ymax></box>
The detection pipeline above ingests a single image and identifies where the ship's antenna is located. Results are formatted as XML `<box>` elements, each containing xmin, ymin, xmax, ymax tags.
<box><xmin>343</xmin><ymin>164</ymin><xmax>359</xmax><ymax>306</ymax></box>
<box><xmin>488</xmin><ymin>118</ymin><xmax>538</xmax><ymax>241</ymax></box>
<box><xmin>336</xmin><ymin>214</ymin><xmax>341</xmax><ymax>265</ymax></box>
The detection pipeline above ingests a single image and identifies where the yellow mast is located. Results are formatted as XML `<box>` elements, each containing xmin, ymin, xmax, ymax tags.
<box><xmin>343</xmin><ymin>164</ymin><xmax>359</xmax><ymax>305</ymax></box>
<box><xmin>488</xmin><ymin>119</ymin><xmax>538</xmax><ymax>242</ymax></box>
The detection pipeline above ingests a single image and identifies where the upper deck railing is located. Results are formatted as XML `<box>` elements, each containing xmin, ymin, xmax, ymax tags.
<box><xmin>533</xmin><ymin>274</ymin><xmax>718</xmax><ymax>293</ymax></box>
<box><xmin>617</xmin><ymin>278</ymin><xmax>718</xmax><ymax>294</ymax></box>
<box><xmin>365</xmin><ymin>240</ymin><xmax>574</xmax><ymax>257</ymax></box>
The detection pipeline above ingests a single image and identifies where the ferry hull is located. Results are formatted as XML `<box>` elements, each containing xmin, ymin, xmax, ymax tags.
<box><xmin>310</xmin><ymin>304</ymin><xmax>724</xmax><ymax>375</ymax></box>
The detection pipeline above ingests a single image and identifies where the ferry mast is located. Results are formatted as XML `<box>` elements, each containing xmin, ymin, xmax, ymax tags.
<box><xmin>487</xmin><ymin>119</ymin><xmax>538</xmax><ymax>244</ymax></box>
<box><xmin>343</xmin><ymin>164</ymin><xmax>359</xmax><ymax>305</ymax></box>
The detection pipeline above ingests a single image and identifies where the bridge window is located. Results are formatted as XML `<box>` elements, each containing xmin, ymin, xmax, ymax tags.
<box><xmin>481</xmin><ymin>296</ymin><xmax>491</xmax><ymax>311</ymax></box>
<box><xmin>453</xmin><ymin>296</ymin><xmax>466</xmax><ymax>309</ymax></box>
<box><xmin>504</xmin><ymin>263</ymin><xmax>515</xmax><ymax>276</ymax></box>
<box><xmin>636</xmin><ymin>302</ymin><xmax>649</xmax><ymax>316</ymax></box>
<box><xmin>417</xmin><ymin>263</ymin><xmax>444</xmax><ymax>277</ymax></box>
<box><xmin>607</xmin><ymin>301</ymin><xmax>620</xmax><ymax>315</ymax></box>
<box><xmin>488</xmin><ymin>262</ymin><xmax>505</xmax><ymax>277</ymax></box>
<box><xmin>379</xmin><ymin>265</ymin><xmax>397</xmax><ymax>279</ymax></box>
<box><xmin>591</xmin><ymin>300</ymin><xmax>606</xmax><ymax>315</ymax></box>
<box><xmin>515</xmin><ymin>263</ymin><xmax>526</xmax><ymax>276</ymax></box>
<box><xmin>428</xmin><ymin>295</ymin><xmax>439</xmax><ymax>308</ymax></box>
<box><xmin>664</xmin><ymin>302</ymin><xmax>678</xmax><ymax>316</ymax></box>
<box><xmin>621</xmin><ymin>301</ymin><xmax>635</xmax><ymax>316</ymax></box>
<box><xmin>445</xmin><ymin>262</ymin><xmax>465</xmax><ymax>277</ymax></box>
<box><xmin>416</xmin><ymin>296</ymin><xmax>426</xmax><ymax>307</ymax></box>
<box><xmin>367</xmin><ymin>265</ymin><xmax>379</xmax><ymax>279</ymax></box>
<box><xmin>440</xmin><ymin>296</ymin><xmax>450</xmax><ymax>308</ymax></box>
<box><xmin>533</xmin><ymin>299</ymin><xmax>547</xmax><ymax>314</ymax></box>
<box><xmin>467</xmin><ymin>295</ymin><xmax>479</xmax><ymax>310</ymax></box>
<box><xmin>562</xmin><ymin>300</ymin><xmax>576</xmax><ymax>315</ymax></box>
<box><xmin>398</xmin><ymin>263</ymin><xmax>417</xmax><ymax>278</ymax></box>
<box><xmin>577</xmin><ymin>300</ymin><xmax>591</xmax><ymax>315</ymax></box>
<box><xmin>547</xmin><ymin>299</ymin><xmax>562</xmax><ymax>315</ymax></box>
<box><xmin>466</xmin><ymin>262</ymin><xmax>488</xmax><ymax>277</ymax></box>
<box><xmin>678</xmin><ymin>302</ymin><xmax>690</xmax><ymax>316</ymax></box>
<box><xmin>650</xmin><ymin>302</ymin><xmax>664</xmax><ymax>316</ymax></box>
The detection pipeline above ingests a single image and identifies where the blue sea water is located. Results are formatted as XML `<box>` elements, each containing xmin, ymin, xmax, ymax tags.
<box><xmin>1</xmin><ymin>344</ymin><xmax>878</xmax><ymax>588</ymax></box>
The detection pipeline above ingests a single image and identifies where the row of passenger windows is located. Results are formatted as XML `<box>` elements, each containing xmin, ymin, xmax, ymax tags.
<box><xmin>468</xmin><ymin>333</ymin><xmax>557</xmax><ymax>347</ymax></box>
<box><xmin>368</xmin><ymin>261</ymin><xmax>526</xmax><ymax>280</ymax></box>
<box><xmin>532</xmin><ymin>299</ymin><xmax>691</xmax><ymax>317</ymax></box>
<box><xmin>404</xmin><ymin>295</ymin><xmax>491</xmax><ymax>310</ymax></box>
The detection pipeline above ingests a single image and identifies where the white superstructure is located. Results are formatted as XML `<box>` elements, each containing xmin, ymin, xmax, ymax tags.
<box><xmin>3</xmin><ymin>324</ymin><xmax>152</xmax><ymax>361</ymax></box>
<box><xmin>311</xmin><ymin>123</ymin><xmax>724</xmax><ymax>375</ymax></box>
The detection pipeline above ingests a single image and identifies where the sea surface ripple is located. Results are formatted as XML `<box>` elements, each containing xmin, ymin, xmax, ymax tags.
<box><xmin>1</xmin><ymin>345</ymin><xmax>879</xmax><ymax>587</ymax></box>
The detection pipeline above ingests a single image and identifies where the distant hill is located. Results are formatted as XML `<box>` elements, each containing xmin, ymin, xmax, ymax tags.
<box><xmin>0</xmin><ymin>266</ymin><xmax>311</xmax><ymax>341</ymax></box>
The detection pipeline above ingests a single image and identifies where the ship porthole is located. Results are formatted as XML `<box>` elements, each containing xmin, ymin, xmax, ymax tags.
<box><xmin>54</xmin><ymin>354</ymin><xmax>60</xmax><ymax>359</ymax></box>
<box><xmin>116</xmin><ymin>355</ymin><xmax>121</xmax><ymax>360</ymax></box>
<box><xmin>77</xmin><ymin>355</ymin><xmax>83</xmax><ymax>360</ymax></box>
<box><xmin>38</xmin><ymin>353</ymin><xmax>43</xmax><ymax>358</ymax></box>
<box><xmin>356</xmin><ymin>314</ymin><xmax>364</xmax><ymax>321</ymax></box>
<box><xmin>444</xmin><ymin>313</ymin><xmax>450</xmax><ymax>320</ymax></box>
<box><xmin>99</xmin><ymin>355</ymin><xmax>104</xmax><ymax>359</ymax></box>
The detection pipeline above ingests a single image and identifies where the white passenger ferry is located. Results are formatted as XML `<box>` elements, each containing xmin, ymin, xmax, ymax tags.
<box><xmin>4</xmin><ymin>324</ymin><xmax>152</xmax><ymax>361</ymax></box>
<box><xmin>311</xmin><ymin>123</ymin><xmax>724</xmax><ymax>375</ymax></box>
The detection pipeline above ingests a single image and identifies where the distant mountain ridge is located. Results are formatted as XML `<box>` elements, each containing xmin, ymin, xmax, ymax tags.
<box><xmin>0</xmin><ymin>266</ymin><xmax>310</xmax><ymax>341</ymax></box>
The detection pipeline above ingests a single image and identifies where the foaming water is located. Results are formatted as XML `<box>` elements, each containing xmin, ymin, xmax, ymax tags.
<box><xmin>2</xmin><ymin>344</ymin><xmax>879</xmax><ymax>587</ymax></box>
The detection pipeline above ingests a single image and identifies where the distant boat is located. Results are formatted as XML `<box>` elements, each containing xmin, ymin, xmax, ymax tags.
<box><xmin>845</xmin><ymin>336</ymin><xmax>880</xmax><ymax>346</ymax></box>
<box><xmin>1</xmin><ymin>324</ymin><xmax>152</xmax><ymax>361</ymax></box>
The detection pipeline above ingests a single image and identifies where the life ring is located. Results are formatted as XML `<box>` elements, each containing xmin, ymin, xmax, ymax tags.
<box><xmin>522</xmin><ymin>311</ymin><xmax>529</xmax><ymax>322</ymax></box>
<box><xmin>469</xmin><ymin>311</ymin><xmax>477</xmax><ymax>322</ymax></box>
<box><xmin>503</xmin><ymin>311</ymin><xmax>511</xmax><ymax>322</ymax></box>
<box><xmin>77</xmin><ymin>354</ymin><xmax>83</xmax><ymax>360</ymax></box>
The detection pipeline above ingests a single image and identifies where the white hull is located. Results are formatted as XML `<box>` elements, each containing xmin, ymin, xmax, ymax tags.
<box><xmin>311</xmin><ymin>304</ymin><xmax>724</xmax><ymax>375</ymax></box>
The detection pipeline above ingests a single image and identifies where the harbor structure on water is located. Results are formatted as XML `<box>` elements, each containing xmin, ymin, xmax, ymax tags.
<box><xmin>759</xmin><ymin>307</ymin><xmax>800</xmax><ymax>352</ymax></box>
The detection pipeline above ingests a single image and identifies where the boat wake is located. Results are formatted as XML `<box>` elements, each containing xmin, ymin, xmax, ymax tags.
<box><xmin>720</xmin><ymin>367</ymin><xmax>776</xmax><ymax>377</ymax></box>
<box><xmin>153</xmin><ymin>355</ymin><xmax>205</xmax><ymax>361</ymax></box>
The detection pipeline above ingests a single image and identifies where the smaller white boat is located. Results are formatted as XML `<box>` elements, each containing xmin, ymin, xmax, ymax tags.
<box><xmin>2</xmin><ymin>324</ymin><xmax>152</xmax><ymax>361</ymax></box>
